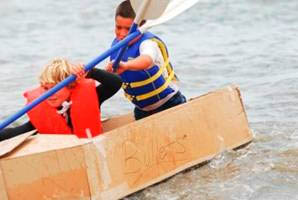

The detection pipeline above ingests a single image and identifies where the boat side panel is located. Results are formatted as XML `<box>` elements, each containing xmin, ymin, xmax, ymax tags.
<box><xmin>92</xmin><ymin>86</ymin><xmax>252</xmax><ymax>199</ymax></box>
<box><xmin>0</xmin><ymin>145</ymin><xmax>92</xmax><ymax>200</ymax></box>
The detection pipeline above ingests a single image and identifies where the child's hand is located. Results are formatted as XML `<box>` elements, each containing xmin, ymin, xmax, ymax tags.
<box><xmin>72</xmin><ymin>63</ymin><xmax>86</xmax><ymax>80</ymax></box>
<box><xmin>105</xmin><ymin>61</ymin><xmax>127</xmax><ymax>75</ymax></box>
<box><xmin>105</xmin><ymin>62</ymin><xmax>113</xmax><ymax>73</ymax></box>
<box><xmin>116</xmin><ymin>61</ymin><xmax>128</xmax><ymax>74</ymax></box>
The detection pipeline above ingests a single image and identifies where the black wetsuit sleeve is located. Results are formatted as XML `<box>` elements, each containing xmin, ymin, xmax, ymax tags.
<box><xmin>0</xmin><ymin>121</ymin><xmax>36</xmax><ymax>142</ymax></box>
<box><xmin>87</xmin><ymin>68</ymin><xmax>122</xmax><ymax>105</ymax></box>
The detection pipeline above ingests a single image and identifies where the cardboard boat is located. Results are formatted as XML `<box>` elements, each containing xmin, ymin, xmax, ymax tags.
<box><xmin>0</xmin><ymin>85</ymin><xmax>252</xmax><ymax>200</ymax></box>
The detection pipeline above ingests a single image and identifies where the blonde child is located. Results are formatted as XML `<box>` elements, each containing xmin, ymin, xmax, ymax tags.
<box><xmin>0</xmin><ymin>58</ymin><xmax>122</xmax><ymax>141</ymax></box>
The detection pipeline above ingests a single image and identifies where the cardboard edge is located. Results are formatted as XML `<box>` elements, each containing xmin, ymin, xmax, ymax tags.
<box><xmin>234</xmin><ymin>86</ymin><xmax>250</xmax><ymax>124</ymax></box>
<box><xmin>0</xmin><ymin>130</ymin><xmax>36</xmax><ymax>157</ymax></box>
<box><xmin>83</xmin><ymin>142</ymin><xmax>104</xmax><ymax>200</ymax></box>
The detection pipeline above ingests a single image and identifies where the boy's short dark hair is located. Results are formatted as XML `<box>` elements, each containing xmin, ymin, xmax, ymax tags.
<box><xmin>115</xmin><ymin>0</ymin><xmax>146</xmax><ymax>26</ymax></box>
<box><xmin>115</xmin><ymin>0</ymin><xmax>136</xmax><ymax>19</ymax></box>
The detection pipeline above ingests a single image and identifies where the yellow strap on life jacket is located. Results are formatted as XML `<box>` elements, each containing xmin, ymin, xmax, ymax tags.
<box><xmin>124</xmin><ymin>69</ymin><xmax>175</xmax><ymax>101</ymax></box>
<box><xmin>124</xmin><ymin>38</ymin><xmax>176</xmax><ymax>101</ymax></box>
<box><xmin>128</xmin><ymin>57</ymin><xmax>170</xmax><ymax>88</ymax></box>
<box><xmin>122</xmin><ymin>38</ymin><xmax>174</xmax><ymax>89</ymax></box>
<box><xmin>152</xmin><ymin>38</ymin><xmax>175</xmax><ymax>78</ymax></box>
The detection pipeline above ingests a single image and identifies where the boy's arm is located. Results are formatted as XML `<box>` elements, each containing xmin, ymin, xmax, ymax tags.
<box><xmin>106</xmin><ymin>39</ymin><xmax>161</xmax><ymax>74</ymax></box>
<box><xmin>124</xmin><ymin>39</ymin><xmax>163</xmax><ymax>71</ymax></box>
<box><xmin>106</xmin><ymin>55</ymin><xmax>153</xmax><ymax>74</ymax></box>
<box><xmin>121</xmin><ymin>55</ymin><xmax>153</xmax><ymax>71</ymax></box>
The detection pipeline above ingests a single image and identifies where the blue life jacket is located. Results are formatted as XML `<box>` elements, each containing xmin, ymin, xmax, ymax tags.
<box><xmin>110</xmin><ymin>32</ymin><xmax>176</xmax><ymax>109</ymax></box>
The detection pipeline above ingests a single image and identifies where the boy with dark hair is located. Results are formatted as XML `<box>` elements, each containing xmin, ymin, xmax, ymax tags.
<box><xmin>107</xmin><ymin>0</ymin><xmax>186</xmax><ymax>120</ymax></box>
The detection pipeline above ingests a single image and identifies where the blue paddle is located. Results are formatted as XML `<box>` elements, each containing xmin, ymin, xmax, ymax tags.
<box><xmin>0</xmin><ymin>0</ymin><xmax>168</xmax><ymax>131</ymax></box>
<box><xmin>0</xmin><ymin>31</ymin><xmax>141</xmax><ymax>131</ymax></box>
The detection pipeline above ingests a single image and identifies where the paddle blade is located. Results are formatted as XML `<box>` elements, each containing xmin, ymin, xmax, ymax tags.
<box><xmin>130</xmin><ymin>0</ymin><xmax>169</xmax><ymax>20</ymax></box>
<box><xmin>141</xmin><ymin>0</ymin><xmax>200</xmax><ymax>30</ymax></box>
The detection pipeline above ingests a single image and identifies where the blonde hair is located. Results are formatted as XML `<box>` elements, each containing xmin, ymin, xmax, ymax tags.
<box><xmin>39</xmin><ymin>58</ymin><xmax>81</xmax><ymax>88</ymax></box>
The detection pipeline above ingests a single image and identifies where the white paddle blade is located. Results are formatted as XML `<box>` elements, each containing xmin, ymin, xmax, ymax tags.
<box><xmin>141</xmin><ymin>0</ymin><xmax>200</xmax><ymax>31</ymax></box>
<box><xmin>130</xmin><ymin>0</ymin><xmax>170</xmax><ymax>20</ymax></box>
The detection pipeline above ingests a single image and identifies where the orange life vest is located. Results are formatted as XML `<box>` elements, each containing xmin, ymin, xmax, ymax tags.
<box><xmin>24</xmin><ymin>79</ymin><xmax>102</xmax><ymax>138</ymax></box>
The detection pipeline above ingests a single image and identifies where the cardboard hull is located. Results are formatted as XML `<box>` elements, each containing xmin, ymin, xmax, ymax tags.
<box><xmin>0</xmin><ymin>85</ymin><xmax>252</xmax><ymax>200</ymax></box>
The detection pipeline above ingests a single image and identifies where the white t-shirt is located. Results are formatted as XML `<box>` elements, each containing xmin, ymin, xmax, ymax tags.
<box><xmin>139</xmin><ymin>39</ymin><xmax>164</xmax><ymax>69</ymax></box>
<box><xmin>138</xmin><ymin>39</ymin><xmax>179</xmax><ymax>111</ymax></box>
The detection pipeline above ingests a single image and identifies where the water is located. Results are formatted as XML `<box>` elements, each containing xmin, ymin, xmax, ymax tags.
<box><xmin>1</xmin><ymin>0</ymin><xmax>298</xmax><ymax>199</ymax></box>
